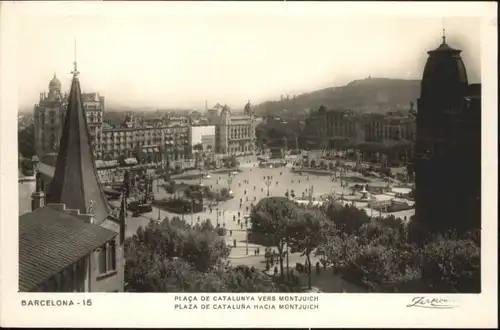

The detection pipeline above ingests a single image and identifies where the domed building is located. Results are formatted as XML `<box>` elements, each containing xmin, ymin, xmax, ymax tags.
<box><xmin>34</xmin><ymin>74</ymin><xmax>105</xmax><ymax>159</ymax></box>
<box><xmin>206</xmin><ymin>101</ymin><xmax>256</xmax><ymax>155</ymax></box>
<box><xmin>413</xmin><ymin>32</ymin><xmax>481</xmax><ymax>237</ymax></box>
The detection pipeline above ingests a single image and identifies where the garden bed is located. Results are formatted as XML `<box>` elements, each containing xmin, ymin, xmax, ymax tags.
<box><xmin>343</xmin><ymin>176</ymin><xmax>371</xmax><ymax>184</ymax></box>
<box><xmin>372</xmin><ymin>201</ymin><xmax>415</xmax><ymax>213</ymax></box>
<box><xmin>153</xmin><ymin>198</ymin><xmax>204</xmax><ymax>214</ymax></box>
<box><xmin>290</xmin><ymin>168</ymin><xmax>334</xmax><ymax>176</ymax></box>
<box><xmin>211</xmin><ymin>168</ymin><xmax>242</xmax><ymax>175</ymax></box>
<box><xmin>171</xmin><ymin>173</ymin><xmax>205</xmax><ymax>181</ymax></box>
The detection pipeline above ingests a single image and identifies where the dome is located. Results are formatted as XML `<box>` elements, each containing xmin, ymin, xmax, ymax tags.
<box><xmin>49</xmin><ymin>74</ymin><xmax>62</xmax><ymax>90</ymax></box>
<box><xmin>244</xmin><ymin>101</ymin><xmax>255</xmax><ymax>116</ymax></box>
<box><xmin>420</xmin><ymin>35</ymin><xmax>468</xmax><ymax>101</ymax></box>
<box><xmin>221</xmin><ymin>104</ymin><xmax>231</xmax><ymax>116</ymax></box>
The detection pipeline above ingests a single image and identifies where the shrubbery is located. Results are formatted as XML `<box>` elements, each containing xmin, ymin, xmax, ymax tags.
<box><xmin>321</xmin><ymin>203</ymin><xmax>480</xmax><ymax>293</ymax></box>
<box><xmin>125</xmin><ymin>217</ymin><xmax>280</xmax><ymax>292</ymax></box>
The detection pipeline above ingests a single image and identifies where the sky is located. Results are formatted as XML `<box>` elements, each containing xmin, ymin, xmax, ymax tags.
<box><xmin>12</xmin><ymin>2</ymin><xmax>483</xmax><ymax>111</ymax></box>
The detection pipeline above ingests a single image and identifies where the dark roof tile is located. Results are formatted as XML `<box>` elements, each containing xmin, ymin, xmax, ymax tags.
<box><xmin>19</xmin><ymin>206</ymin><xmax>117</xmax><ymax>292</ymax></box>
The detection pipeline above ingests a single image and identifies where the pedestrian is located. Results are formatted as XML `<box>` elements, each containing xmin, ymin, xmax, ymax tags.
<box><xmin>274</xmin><ymin>266</ymin><xmax>278</xmax><ymax>276</ymax></box>
<box><xmin>230</xmin><ymin>230</ymin><xmax>232</xmax><ymax>236</ymax></box>
<box><xmin>233</xmin><ymin>239</ymin><xmax>237</xmax><ymax>248</ymax></box>
<box><xmin>316</xmin><ymin>261</ymin><xmax>321</xmax><ymax>275</ymax></box>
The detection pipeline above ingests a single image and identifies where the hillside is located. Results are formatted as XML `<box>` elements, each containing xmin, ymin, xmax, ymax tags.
<box><xmin>255</xmin><ymin>78</ymin><xmax>421</xmax><ymax>116</ymax></box>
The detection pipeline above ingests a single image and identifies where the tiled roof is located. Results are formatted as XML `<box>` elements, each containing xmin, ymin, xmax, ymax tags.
<box><xmin>19</xmin><ymin>206</ymin><xmax>117</xmax><ymax>292</ymax></box>
<box><xmin>46</xmin><ymin>75</ymin><xmax>110</xmax><ymax>224</ymax></box>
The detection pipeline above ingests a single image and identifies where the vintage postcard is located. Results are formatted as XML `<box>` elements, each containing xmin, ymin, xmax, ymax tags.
<box><xmin>0</xmin><ymin>1</ymin><xmax>497</xmax><ymax>328</ymax></box>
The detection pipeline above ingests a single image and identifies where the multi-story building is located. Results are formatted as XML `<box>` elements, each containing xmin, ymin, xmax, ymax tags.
<box><xmin>33</xmin><ymin>74</ymin><xmax>105</xmax><ymax>158</ymax></box>
<box><xmin>302</xmin><ymin>105</ymin><xmax>416</xmax><ymax>145</ymax></box>
<box><xmin>362</xmin><ymin>111</ymin><xmax>416</xmax><ymax>143</ymax></box>
<box><xmin>413</xmin><ymin>34</ymin><xmax>481</xmax><ymax>236</ymax></box>
<box><xmin>206</xmin><ymin>101</ymin><xmax>256</xmax><ymax>155</ymax></box>
<box><xmin>100</xmin><ymin>122</ymin><xmax>190</xmax><ymax>163</ymax></box>
<box><xmin>20</xmin><ymin>65</ymin><xmax>125</xmax><ymax>292</ymax></box>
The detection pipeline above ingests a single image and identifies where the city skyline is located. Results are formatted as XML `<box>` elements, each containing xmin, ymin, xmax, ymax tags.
<box><xmin>13</xmin><ymin>3</ymin><xmax>482</xmax><ymax>110</ymax></box>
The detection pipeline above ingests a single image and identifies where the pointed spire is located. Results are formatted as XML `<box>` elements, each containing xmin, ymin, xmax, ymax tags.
<box><xmin>47</xmin><ymin>59</ymin><xmax>110</xmax><ymax>224</ymax></box>
<box><xmin>442</xmin><ymin>28</ymin><xmax>447</xmax><ymax>44</ymax></box>
<box><xmin>71</xmin><ymin>39</ymin><xmax>80</xmax><ymax>79</ymax></box>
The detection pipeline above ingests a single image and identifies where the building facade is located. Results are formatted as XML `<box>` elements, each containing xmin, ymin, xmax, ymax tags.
<box><xmin>302</xmin><ymin>105</ymin><xmax>416</xmax><ymax>145</ymax></box>
<box><xmin>33</xmin><ymin>74</ymin><xmax>105</xmax><ymax>158</ymax></box>
<box><xmin>100</xmin><ymin>123</ymin><xmax>189</xmax><ymax>163</ymax></box>
<box><xmin>206</xmin><ymin>101</ymin><xmax>256</xmax><ymax>155</ymax></box>
<box><xmin>413</xmin><ymin>35</ymin><xmax>481</xmax><ymax>236</ymax></box>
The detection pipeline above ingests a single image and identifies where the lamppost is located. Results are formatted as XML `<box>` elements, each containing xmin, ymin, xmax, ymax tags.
<box><xmin>216</xmin><ymin>207</ymin><xmax>219</xmax><ymax>226</ymax></box>
<box><xmin>265</xmin><ymin>176</ymin><xmax>273</xmax><ymax>197</ymax></box>
<box><xmin>191</xmin><ymin>198</ymin><xmax>195</xmax><ymax>225</ymax></box>
<box><xmin>227</xmin><ymin>173</ymin><xmax>233</xmax><ymax>193</ymax></box>
<box><xmin>244</xmin><ymin>215</ymin><xmax>249</xmax><ymax>256</ymax></box>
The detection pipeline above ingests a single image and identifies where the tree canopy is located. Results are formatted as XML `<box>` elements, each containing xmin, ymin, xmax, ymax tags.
<box><xmin>125</xmin><ymin>217</ymin><xmax>280</xmax><ymax>292</ymax></box>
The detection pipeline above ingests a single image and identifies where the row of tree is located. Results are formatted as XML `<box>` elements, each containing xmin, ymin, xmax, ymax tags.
<box><xmin>249</xmin><ymin>197</ymin><xmax>480</xmax><ymax>293</ymax></box>
<box><xmin>124</xmin><ymin>217</ymin><xmax>284</xmax><ymax>292</ymax></box>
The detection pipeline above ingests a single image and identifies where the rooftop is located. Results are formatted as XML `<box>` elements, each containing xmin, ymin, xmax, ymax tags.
<box><xmin>19</xmin><ymin>206</ymin><xmax>117</xmax><ymax>292</ymax></box>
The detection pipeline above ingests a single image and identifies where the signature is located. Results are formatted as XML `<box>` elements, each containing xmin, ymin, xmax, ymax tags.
<box><xmin>406</xmin><ymin>296</ymin><xmax>457</xmax><ymax>309</ymax></box>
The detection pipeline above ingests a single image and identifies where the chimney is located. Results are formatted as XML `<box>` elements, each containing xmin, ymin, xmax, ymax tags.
<box><xmin>31</xmin><ymin>172</ymin><xmax>45</xmax><ymax>211</ymax></box>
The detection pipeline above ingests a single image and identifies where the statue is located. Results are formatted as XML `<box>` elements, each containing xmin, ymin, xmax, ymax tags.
<box><xmin>87</xmin><ymin>200</ymin><xmax>94</xmax><ymax>215</ymax></box>
<box><xmin>35</xmin><ymin>171</ymin><xmax>42</xmax><ymax>192</ymax></box>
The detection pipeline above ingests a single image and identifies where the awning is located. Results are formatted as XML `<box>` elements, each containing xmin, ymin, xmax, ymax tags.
<box><xmin>124</xmin><ymin>158</ymin><xmax>138</xmax><ymax>165</ymax></box>
<box><xmin>95</xmin><ymin>160</ymin><xmax>105</xmax><ymax>168</ymax></box>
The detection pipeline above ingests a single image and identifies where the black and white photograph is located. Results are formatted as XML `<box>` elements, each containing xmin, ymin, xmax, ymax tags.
<box><xmin>1</xmin><ymin>2</ymin><xmax>497</xmax><ymax>328</ymax></box>
<box><xmin>14</xmin><ymin>7</ymin><xmax>485</xmax><ymax>294</ymax></box>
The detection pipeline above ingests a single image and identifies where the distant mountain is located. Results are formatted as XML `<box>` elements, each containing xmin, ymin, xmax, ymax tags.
<box><xmin>256</xmin><ymin>78</ymin><xmax>421</xmax><ymax>116</ymax></box>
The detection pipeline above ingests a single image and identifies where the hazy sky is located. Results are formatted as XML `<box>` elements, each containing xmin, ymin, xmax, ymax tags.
<box><xmin>12</xmin><ymin>3</ymin><xmax>483</xmax><ymax>110</ymax></box>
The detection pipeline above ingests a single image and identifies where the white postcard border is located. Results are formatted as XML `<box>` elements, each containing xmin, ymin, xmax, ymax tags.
<box><xmin>1</xmin><ymin>1</ymin><xmax>497</xmax><ymax>328</ymax></box>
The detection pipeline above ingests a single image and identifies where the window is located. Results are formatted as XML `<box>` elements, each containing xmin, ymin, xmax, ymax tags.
<box><xmin>98</xmin><ymin>245</ymin><xmax>107</xmax><ymax>274</ymax></box>
<box><xmin>98</xmin><ymin>241</ymin><xmax>117</xmax><ymax>275</ymax></box>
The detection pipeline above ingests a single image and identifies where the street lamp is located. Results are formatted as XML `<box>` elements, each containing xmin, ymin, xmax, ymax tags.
<box><xmin>244</xmin><ymin>215</ymin><xmax>249</xmax><ymax>256</ymax></box>
<box><xmin>216</xmin><ymin>207</ymin><xmax>219</xmax><ymax>226</ymax></box>
<box><xmin>265</xmin><ymin>176</ymin><xmax>273</xmax><ymax>197</ymax></box>
<box><xmin>227</xmin><ymin>173</ymin><xmax>233</xmax><ymax>192</ymax></box>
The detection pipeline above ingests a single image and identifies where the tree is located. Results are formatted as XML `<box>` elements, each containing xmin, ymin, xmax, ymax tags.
<box><xmin>420</xmin><ymin>234</ymin><xmax>480</xmax><ymax>293</ymax></box>
<box><xmin>124</xmin><ymin>217</ymin><xmax>281</xmax><ymax>292</ymax></box>
<box><xmin>289</xmin><ymin>209</ymin><xmax>327</xmax><ymax>289</ymax></box>
<box><xmin>249</xmin><ymin>197</ymin><xmax>298</xmax><ymax>278</ymax></box>
<box><xmin>325</xmin><ymin>203</ymin><xmax>371</xmax><ymax>235</ymax></box>
<box><xmin>193</xmin><ymin>143</ymin><xmax>204</xmax><ymax>152</ymax></box>
<box><xmin>18</xmin><ymin>124</ymin><xmax>35</xmax><ymax>158</ymax></box>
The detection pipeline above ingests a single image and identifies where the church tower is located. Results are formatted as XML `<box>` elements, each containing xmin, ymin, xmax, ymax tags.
<box><xmin>413</xmin><ymin>31</ymin><xmax>481</xmax><ymax>237</ymax></box>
